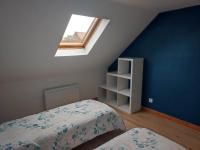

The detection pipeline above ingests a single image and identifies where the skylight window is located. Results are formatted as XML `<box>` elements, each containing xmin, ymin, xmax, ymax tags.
<box><xmin>59</xmin><ymin>14</ymin><xmax>100</xmax><ymax>48</ymax></box>
<box><xmin>55</xmin><ymin>14</ymin><xmax>110</xmax><ymax>57</ymax></box>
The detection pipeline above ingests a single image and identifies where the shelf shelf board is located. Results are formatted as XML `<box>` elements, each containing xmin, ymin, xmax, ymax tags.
<box><xmin>99</xmin><ymin>84</ymin><xmax>107</xmax><ymax>89</ymax></box>
<box><xmin>118</xmin><ymin>89</ymin><xmax>131</xmax><ymax>97</ymax></box>
<box><xmin>107</xmin><ymin>86</ymin><xmax>117</xmax><ymax>93</ymax></box>
<box><xmin>107</xmin><ymin>72</ymin><xmax>131</xmax><ymax>79</ymax></box>
<box><xmin>118</xmin><ymin>73</ymin><xmax>131</xmax><ymax>79</ymax></box>
<box><xmin>107</xmin><ymin>71</ymin><xmax>118</xmax><ymax>77</ymax></box>
<box><xmin>118</xmin><ymin>58</ymin><xmax>133</xmax><ymax>62</ymax></box>
<box><xmin>99</xmin><ymin>85</ymin><xmax>130</xmax><ymax>97</ymax></box>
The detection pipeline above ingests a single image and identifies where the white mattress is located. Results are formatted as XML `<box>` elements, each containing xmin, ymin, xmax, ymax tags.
<box><xmin>95</xmin><ymin>128</ymin><xmax>187</xmax><ymax>150</ymax></box>
<box><xmin>0</xmin><ymin>100</ymin><xmax>125</xmax><ymax>150</ymax></box>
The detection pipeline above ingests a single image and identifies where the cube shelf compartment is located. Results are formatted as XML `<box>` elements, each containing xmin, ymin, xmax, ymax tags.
<box><xmin>117</xmin><ymin>94</ymin><xmax>130</xmax><ymax>113</ymax></box>
<box><xmin>107</xmin><ymin>91</ymin><xmax>117</xmax><ymax>107</ymax></box>
<box><xmin>98</xmin><ymin>87</ymin><xmax>107</xmax><ymax>102</ymax></box>
<box><xmin>98</xmin><ymin>57</ymin><xmax>143</xmax><ymax>113</ymax></box>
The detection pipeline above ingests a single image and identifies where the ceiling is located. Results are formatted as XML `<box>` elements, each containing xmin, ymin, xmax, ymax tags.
<box><xmin>0</xmin><ymin>0</ymin><xmax>157</xmax><ymax>83</ymax></box>
<box><xmin>0</xmin><ymin>0</ymin><xmax>199</xmax><ymax>83</ymax></box>
<box><xmin>110</xmin><ymin>0</ymin><xmax>200</xmax><ymax>12</ymax></box>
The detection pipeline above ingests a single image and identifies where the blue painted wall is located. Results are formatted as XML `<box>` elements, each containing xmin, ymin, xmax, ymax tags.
<box><xmin>109</xmin><ymin>6</ymin><xmax>200</xmax><ymax>126</ymax></box>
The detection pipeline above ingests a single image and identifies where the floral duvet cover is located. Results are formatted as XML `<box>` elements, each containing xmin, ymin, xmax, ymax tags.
<box><xmin>0</xmin><ymin>100</ymin><xmax>125</xmax><ymax>150</ymax></box>
<box><xmin>95</xmin><ymin>128</ymin><xmax>187</xmax><ymax>150</ymax></box>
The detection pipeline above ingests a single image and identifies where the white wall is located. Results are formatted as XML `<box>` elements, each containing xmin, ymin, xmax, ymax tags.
<box><xmin>0</xmin><ymin>0</ymin><xmax>157</xmax><ymax>123</ymax></box>
<box><xmin>0</xmin><ymin>67</ymin><xmax>106</xmax><ymax>123</ymax></box>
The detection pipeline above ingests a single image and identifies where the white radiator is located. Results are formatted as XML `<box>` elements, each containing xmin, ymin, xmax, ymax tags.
<box><xmin>44</xmin><ymin>84</ymin><xmax>80</xmax><ymax>110</ymax></box>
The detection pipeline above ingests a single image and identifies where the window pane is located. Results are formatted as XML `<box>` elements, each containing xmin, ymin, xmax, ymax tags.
<box><xmin>62</xmin><ymin>14</ymin><xmax>95</xmax><ymax>43</ymax></box>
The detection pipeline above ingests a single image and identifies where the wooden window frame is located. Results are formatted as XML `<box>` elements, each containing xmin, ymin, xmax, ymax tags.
<box><xmin>59</xmin><ymin>18</ymin><xmax>100</xmax><ymax>49</ymax></box>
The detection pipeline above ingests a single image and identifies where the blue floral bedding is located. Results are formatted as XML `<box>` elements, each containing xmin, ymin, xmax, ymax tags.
<box><xmin>95</xmin><ymin>128</ymin><xmax>187</xmax><ymax>150</ymax></box>
<box><xmin>0</xmin><ymin>100</ymin><xmax>125</xmax><ymax>150</ymax></box>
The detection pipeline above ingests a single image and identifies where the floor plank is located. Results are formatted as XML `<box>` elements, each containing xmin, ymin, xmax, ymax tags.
<box><xmin>74</xmin><ymin>109</ymin><xmax>200</xmax><ymax>150</ymax></box>
<box><xmin>118</xmin><ymin>110</ymin><xmax>200</xmax><ymax>150</ymax></box>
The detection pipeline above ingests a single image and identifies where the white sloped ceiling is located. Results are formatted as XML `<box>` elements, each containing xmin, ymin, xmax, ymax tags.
<box><xmin>111</xmin><ymin>0</ymin><xmax>200</xmax><ymax>12</ymax></box>
<box><xmin>0</xmin><ymin>0</ymin><xmax>158</xmax><ymax>83</ymax></box>
<box><xmin>1</xmin><ymin>0</ymin><xmax>199</xmax><ymax>83</ymax></box>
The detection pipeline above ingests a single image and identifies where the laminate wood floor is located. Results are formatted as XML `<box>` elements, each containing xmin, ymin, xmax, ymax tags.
<box><xmin>74</xmin><ymin>109</ymin><xmax>200</xmax><ymax>150</ymax></box>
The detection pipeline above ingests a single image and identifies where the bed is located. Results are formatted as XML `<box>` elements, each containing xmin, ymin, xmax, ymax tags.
<box><xmin>0</xmin><ymin>100</ymin><xmax>125</xmax><ymax>150</ymax></box>
<box><xmin>95</xmin><ymin>128</ymin><xmax>187</xmax><ymax>150</ymax></box>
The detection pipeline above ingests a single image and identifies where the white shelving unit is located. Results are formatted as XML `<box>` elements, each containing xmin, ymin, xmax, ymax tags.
<box><xmin>98</xmin><ymin>58</ymin><xmax>143</xmax><ymax>113</ymax></box>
